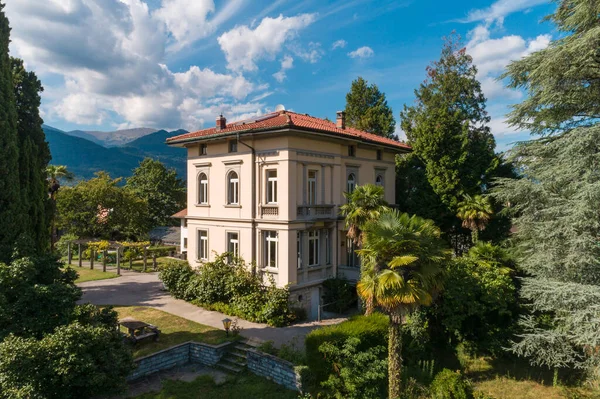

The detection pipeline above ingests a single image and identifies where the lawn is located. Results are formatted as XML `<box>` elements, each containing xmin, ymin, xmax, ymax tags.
<box><xmin>73</xmin><ymin>267</ymin><xmax>119</xmax><ymax>283</ymax></box>
<box><xmin>113</xmin><ymin>306</ymin><xmax>234</xmax><ymax>358</ymax></box>
<box><xmin>131</xmin><ymin>373</ymin><xmax>298</xmax><ymax>399</ymax></box>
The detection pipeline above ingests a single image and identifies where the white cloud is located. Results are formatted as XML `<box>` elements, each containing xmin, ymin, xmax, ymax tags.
<box><xmin>5</xmin><ymin>0</ymin><xmax>267</xmax><ymax>131</ymax></box>
<box><xmin>460</xmin><ymin>0</ymin><xmax>547</xmax><ymax>27</ymax></box>
<box><xmin>348</xmin><ymin>46</ymin><xmax>374</xmax><ymax>59</ymax></box>
<box><xmin>291</xmin><ymin>42</ymin><xmax>324</xmax><ymax>63</ymax></box>
<box><xmin>273</xmin><ymin>55</ymin><xmax>294</xmax><ymax>82</ymax></box>
<box><xmin>332</xmin><ymin>39</ymin><xmax>347</xmax><ymax>50</ymax></box>
<box><xmin>217</xmin><ymin>13</ymin><xmax>316</xmax><ymax>72</ymax></box>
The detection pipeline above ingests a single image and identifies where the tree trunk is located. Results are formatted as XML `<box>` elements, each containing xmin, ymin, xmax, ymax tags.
<box><xmin>388</xmin><ymin>314</ymin><xmax>403</xmax><ymax>399</ymax></box>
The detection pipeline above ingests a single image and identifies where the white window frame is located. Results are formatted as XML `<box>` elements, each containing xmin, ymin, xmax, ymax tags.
<box><xmin>227</xmin><ymin>171</ymin><xmax>239</xmax><ymax>205</ymax></box>
<box><xmin>266</xmin><ymin>169</ymin><xmax>278</xmax><ymax>204</ymax></box>
<box><xmin>325</xmin><ymin>229</ymin><xmax>331</xmax><ymax>265</ymax></box>
<box><xmin>198</xmin><ymin>230</ymin><xmax>208</xmax><ymax>261</ymax></box>
<box><xmin>347</xmin><ymin>173</ymin><xmax>356</xmax><ymax>194</ymax></box>
<box><xmin>308</xmin><ymin>230</ymin><xmax>320</xmax><ymax>266</ymax></box>
<box><xmin>308</xmin><ymin>170</ymin><xmax>317</xmax><ymax>205</ymax></box>
<box><xmin>264</xmin><ymin>231</ymin><xmax>278</xmax><ymax>268</ymax></box>
<box><xmin>198</xmin><ymin>172</ymin><xmax>208</xmax><ymax>204</ymax></box>
<box><xmin>227</xmin><ymin>231</ymin><xmax>239</xmax><ymax>260</ymax></box>
<box><xmin>200</xmin><ymin>143</ymin><xmax>207</xmax><ymax>155</ymax></box>
<box><xmin>297</xmin><ymin>231</ymin><xmax>303</xmax><ymax>269</ymax></box>
<box><xmin>375</xmin><ymin>174</ymin><xmax>384</xmax><ymax>187</ymax></box>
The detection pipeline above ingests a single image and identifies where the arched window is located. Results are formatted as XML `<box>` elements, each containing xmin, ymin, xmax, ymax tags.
<box><xmin>198</xmin><ymin>173</ymin><xmax>208</xmax><ymax>204</ymax></box>
<box><xmin>227</xmin><ymin>171</ymin><xmax>239</xmax><ymax>205</ymax></box>
<box><xmin>375</xmin><ymin>174</ymin><xmax>384</xmax><ymax>187</ymax></box>
<box><xmin>347</xmin><ymin>173</ymin><xmax>356</xmax><ymax>194</ymax></box>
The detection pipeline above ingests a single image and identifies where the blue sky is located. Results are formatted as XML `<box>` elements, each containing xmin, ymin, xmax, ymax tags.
<box><xmin>6</xmin><ymin>0</ymin><xmax>557</xmax><ymax>150</ymax></box>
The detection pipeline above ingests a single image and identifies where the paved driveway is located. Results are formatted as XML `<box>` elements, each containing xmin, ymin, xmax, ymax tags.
<box><xmin>78</xmin><ymin>270</ymin><xmax>345</xmax><ymax>347</ymax></box>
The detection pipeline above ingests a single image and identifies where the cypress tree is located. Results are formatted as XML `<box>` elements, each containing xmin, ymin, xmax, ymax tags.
<box><xmin>12</xmin><ymin>58</ymin><xmax>50</xmax><ymax>252</ymax></box>
<box><xmin>344</xmin><ymin>77</ymin><xmax>396</xmax><ymax>138</ymax></box>
<box><xmin>0</xmin><ymin>3</ymin><xmax>21</xmax><ymax>262</ymax></box>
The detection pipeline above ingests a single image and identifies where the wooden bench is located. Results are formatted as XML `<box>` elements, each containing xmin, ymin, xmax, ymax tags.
<box><xmin>119</xmin><ymin>317</ymin><xmax>161</xmax><ymax>345</ymax></box>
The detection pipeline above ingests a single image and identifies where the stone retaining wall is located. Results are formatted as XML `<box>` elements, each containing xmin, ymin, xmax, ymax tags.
<box><xmin>128</xmin><ymin>341</ymin><xmax>232</xmax><ymax>380</ymax></box>
<box><xmin>246</xmin><ymin>349</ymin><xmax>301</xmax><ymax>391</ymax></box>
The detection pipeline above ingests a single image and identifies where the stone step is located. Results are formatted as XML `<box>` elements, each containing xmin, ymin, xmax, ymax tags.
<box><xmin>234</xmin><ymin>344</ymin><xmax>253</xmax><ymax>353</ymax></box>
<box><xmin>222</xmin><ymin>356</ymin><xmax>246</xmax><ymax>367</ymax></box>
<box><xmin>215</xmin><ymin>361</ymin><xmax>244</xmax><ymax>374</ymax></box>
<box><xmin>228</xmin><ymin>351</ymin><xmax>247</xmax><ymax>361</ymax></box>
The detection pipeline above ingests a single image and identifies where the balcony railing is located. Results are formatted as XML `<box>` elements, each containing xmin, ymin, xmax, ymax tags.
<box><xmin>261</xmin><ymin>205</ymin><xmax>279</xmax><ymax>218</ymax></box>
<box><xmin>297</xmin><ymin>204</ymin><xmax>335</xmax><ymax>219</ymax></box>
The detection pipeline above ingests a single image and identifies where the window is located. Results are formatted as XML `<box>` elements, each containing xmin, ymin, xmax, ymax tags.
<box><xmin>308</xmin><ymin>230</ymin><xmax>320</xmax><ymax>266</ymax></box>
<box><xmin>324</xmin><ymin>230</ymin><xmax>331</xmax><ymax>265</ymax></box>
<box><xmin>346</xmin><ymin>237</ymin><xmax>359</xmax><ymax>267</ymax></box>
<box><xmin>200</xmin><ymin>143</ymin><xmax>207</xmax><ymax>155</ymax></box>
<box><xmin>347</xmin><ymin>173</ymin><xmax>356</xmax><ymax>194</ymax></box>
<box><xmin>183</xmin><ymin>237</ymin><xmax>188</xmax><ymax>250</ymax></box>
<box><xmin>376</xmin><ymin>149</ymin><xmax>382</xmax><ymax>160</ymax></box>
<box><xmin>348</xmin><ymin>145</ymin><xmax>356</xmax><ymax>157</ymax></box>
<box><xmin>198</xmin><ymin>230</ymin><xmax>208</xmax><ymax>261</ymax></box>
<box><xmin>229</xmin><ymin>140</ymin><xmax>238</xmax><ymax>153</ymax></box>
<box><xmin>198</xmin><ymin>173</ymin><xmax>208</xmax><ymax>204</ymax></box>
<box><xmin>227</xmin><ymin>171</ymin><xmax>239</xmax><ymax>204</ymax></box>
<box><xmin>227</xmin><ymin>232</ymin><xmax>239</xmax><ymax>260</ymax></box>
<box><xmin>375</xmin><ymin>174</ymin><xmax>384</xmax><ymax>187</ymax></box>
<box><xmin>264</xmin><ymin>231</ymin><xmax>278</xmax><ymax>268</ymax></box>
<box><xmin>267</xmin><ymin>170</ymin><xmax>277</xmax><ymax>203</ymax></box>
<box><xmin>297</xmin><ymin>232</ymin><xmax>303</xmax><ymax>269</ymax></box>
<box><xmin>308</xmin><ymin>170</ymin><xmax>317</xmax><ymax>205</ymax></box>
<box><xmin>183</xmin><ymin>219</ymin><xmax>188</xmax><ymax>227</ymax></box>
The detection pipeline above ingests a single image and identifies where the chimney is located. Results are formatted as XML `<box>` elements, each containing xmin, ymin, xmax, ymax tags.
<box><xmin>336</xmin><ymin>111</ymin><xmax>345</xmax><ymax>129</ymax></box>
<box><xmin>216</xmin><ymin>114</ymin><xmax>226</xmax><ymax>131</ymax></box>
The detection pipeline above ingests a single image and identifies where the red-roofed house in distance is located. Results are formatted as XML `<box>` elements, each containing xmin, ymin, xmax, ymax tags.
<box><xmin>167</xmin><ymin>109</ymin><xmax>410</xmax><ymax>319</ymax></box>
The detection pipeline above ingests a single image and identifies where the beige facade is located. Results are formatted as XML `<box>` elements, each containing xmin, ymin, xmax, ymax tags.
<box><xmin>169</xmin><ymin>111</ymin><xmax>409</xmax><ymax>319</ymax></box>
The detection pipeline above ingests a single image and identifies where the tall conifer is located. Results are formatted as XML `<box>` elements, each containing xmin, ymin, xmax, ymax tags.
<box><xmin>0</xmin><ymin>3</ymin><xmax>21</xmax><ymax>261</ymax></box>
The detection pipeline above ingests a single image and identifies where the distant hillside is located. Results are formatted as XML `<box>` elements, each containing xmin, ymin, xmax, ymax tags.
<box><xmin>65</xmin><ymin>127</ymin><xmax>158</xmax><ymax>147</ymax></box>
<box><xmin>44</xmin><ymin>126</ymin><xmax>187</xmax><ymax>180</ymax></box>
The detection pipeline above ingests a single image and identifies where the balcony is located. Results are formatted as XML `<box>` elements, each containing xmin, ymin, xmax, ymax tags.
<box><xmin>297</xmin><ymin>204</ymin><xmax>336</xmax><ymax>220</ymax></box>
<box><xmin>261</xmin><ymin>205</ymin><xmax>279</xmax><ymax>218</ymax></box>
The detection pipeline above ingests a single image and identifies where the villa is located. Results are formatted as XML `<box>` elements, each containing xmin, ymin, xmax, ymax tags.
<box><xmin>167</xmin><ymin>109</ymin><xmax>410</xmax><ymax>318</ymax></box>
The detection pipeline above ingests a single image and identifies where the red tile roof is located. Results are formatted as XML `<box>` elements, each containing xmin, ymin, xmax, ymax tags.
<box><xmin>171</xmin><ymin>208</ymin><xmax>187</xmax><ymax>218</ymax></box>
<box><xmin>166</xmin><ymin>110</ymin><xmax>411</xmax><ymax>151</ymax></box>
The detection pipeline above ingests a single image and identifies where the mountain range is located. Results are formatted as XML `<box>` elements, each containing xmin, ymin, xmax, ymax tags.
<box><xmin>43</xmin><ymin>125</ymin><xmax>188</xmax><ymax>180</ymax></box>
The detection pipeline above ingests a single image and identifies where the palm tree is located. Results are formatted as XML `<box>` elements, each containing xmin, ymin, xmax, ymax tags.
<box><xmin>339</xmin><ymin>184</ymin><xmax>389</xmax><ymax>246</ymax></box>
<box><xmin>47</xmin><ymin>165</ymin><xmax>74</xmax><ymax>199</ymax></box>
<box><xmin>456</xmin><ymin>194</ymin><xmax>493</xmax><ymax>243</ymax></box>
<box><xmin>357</xmin><ymin>210</ymin><xmax>449</xmax><ymax>399</ymax></box>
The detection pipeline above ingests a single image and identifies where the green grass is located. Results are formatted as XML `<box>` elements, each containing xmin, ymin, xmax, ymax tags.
<box><xmin>73</xmin><ymin>267</ymin><xmax>119</xmax><ymax>283</ymax></box>
<box><xmin>131</xmin><ymin>373</ymin><xmax>298</xmax><ymax>399</ymax></box>
<box><xmin>113</xmin><ymin>306</ymin><xmax>236</xmax><ymax>358</ymax></box>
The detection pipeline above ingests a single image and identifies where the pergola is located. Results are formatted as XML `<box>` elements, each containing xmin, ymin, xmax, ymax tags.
<box><xmin>66</xmin><ymin>239</ymin><xmax>155</xmax><ymax>275</ymax></box>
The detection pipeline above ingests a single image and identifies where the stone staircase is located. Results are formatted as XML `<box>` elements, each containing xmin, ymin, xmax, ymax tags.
<box><xmin>215</xmin><ymin>339</ymin><xmax>261</xmax><ymax>374</ymax></box>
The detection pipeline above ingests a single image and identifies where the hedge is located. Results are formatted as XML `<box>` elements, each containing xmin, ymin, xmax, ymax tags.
<box><xmin>305</xmin><ymin>312</ymin><xmax>388</xmax><ymax>382</ymax></box>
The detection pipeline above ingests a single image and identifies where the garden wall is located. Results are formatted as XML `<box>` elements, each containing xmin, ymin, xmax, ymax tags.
<box><xmin>246</xmin><ymin>348</ymin><xmax>301</xmax><ymax>391</ymax></box>
<box><xmin>128</xmin><ymin>341</ymin><xmax>232</xmax><ymax>380</ymax></box>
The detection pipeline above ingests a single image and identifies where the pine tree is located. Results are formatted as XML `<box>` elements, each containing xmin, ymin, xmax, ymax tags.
<box><xmin>0</xmin><ymin>3</ymin><xmax>21</xmax><ymax>262</ymax></box>
<box><xmin>493</xmin><ymin>126</ymin><xmax>600</xmax><ymax>373</ymax></box>
<box><xmin>502</xmin><ymin>0</ymin><xmax>600</xmax><ymax>135</ymax></box>
<box><xmin>344</xmin><ymin>77</ymin><xmax>396</xmax><ymax>138</ymax></box>
<box><xmin>400</xmin><ymin>34</ymin><xmax>498</xmax><ymax>211</ymax></box>
<box><xmin>12</xmin><ymin>58</ymin><xmax>51</xmax><ymax>253</ymax></box>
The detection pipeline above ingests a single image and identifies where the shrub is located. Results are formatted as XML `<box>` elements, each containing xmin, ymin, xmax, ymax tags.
<box><xmin>55</xmin><ymin>233</ymin><xmax>78</xmax><ymax>257</ymax></box>
<box><xmin>429</xmin><ymin>369</ymin><xmax>473</xmax><ymax>399</ymax></box>
<box><xmin>0</xmin><ymin>321</ymin><xmax>134</xmax><ymax>399</ymax></box>
<box><xmin>147</xmin><ymin>246</ymin><xmax>177</xmax><ymax>257</ymax></box>
<box><xmin>305</xmin><ymin>313</ymin><xmax>388</xmax><ymax>382</ymax></box>
<box><xmin>322</xmin><ymin>277</ymin><xmax>358</xmax><ymax>313</ymax></box>
<box><xmin>319</xmin><ymin>337</ymin><xmax>387</xmax><ymax>399</ymax></box>
<box><xmin>278</xmin><ymin>337</ymin><xmax>306</xmax><ymax>364</ymax></box>
<box><xmin>257</xmin><ymin>340</ymin><xmax>277</xmax><ymax>355</ymax></box>
<box><xmin>158</xmin><ymin>260</ymin><xmax>194</xmax><ymax>299</ymax></box>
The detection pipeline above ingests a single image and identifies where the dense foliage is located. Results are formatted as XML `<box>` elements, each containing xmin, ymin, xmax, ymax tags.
<box><xmin>56</xmin><ymin>172</ymin><xmax>150</xmax><ymax>241</ymax></box>
<box><xmin>344</xmin><ymin>77</ymin><xmax>396</xmax><ymax>138</ymax></box>
<box><xmin>429</xmin><ymin>369</ymin><xmax>473</xmax><ymax>399</ymax></box>
<box><xmin>126</xmin><ymin>158</ymin><xmax>186</xmax><ymax>228</ymax></box>
<box><xmin>436</xmin><ymin>243</ymin><xmax>518</xmax><ymax>354</ymax></box>
<box><xmin>322</xmin><ymin>278</ymin><xmax>358</xmax><ymax>314</ymax></box>
<box><xmin>0</xmin><ymin>4</ymin><xmax>24</xmax><ymax>262</ymax></box>
<box><xmin>501</xmin><ymin>0</ymin><xmax>600</xmax><ymax>134</ymax></box>
<box><xmin>319</xmin><ymin>337</ymin><xmax>388</xmax><ymax>399</ymax></box>
<box><xmin>0</xmin><ymin>306</ymin><xmax>134</xmax><ymax>399</ymax></box>
<box><xmin>305</xmin><ymin>313</ymin><xmax>389</xmax><ymax>383</ymax></box>
<box><xmin>493</xmin><ymin>126</ymin><xmax>600</xmax><ymax>373</ymax></box>
<box><xmin>398</xmin><ymin>35</ymin><xmax>509</xmax><ymax>253</ymax></box>
<box><xmin>160</xmin><ymin>255</ymin><xmax>296</xmax><ymax>327</ymax></box>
